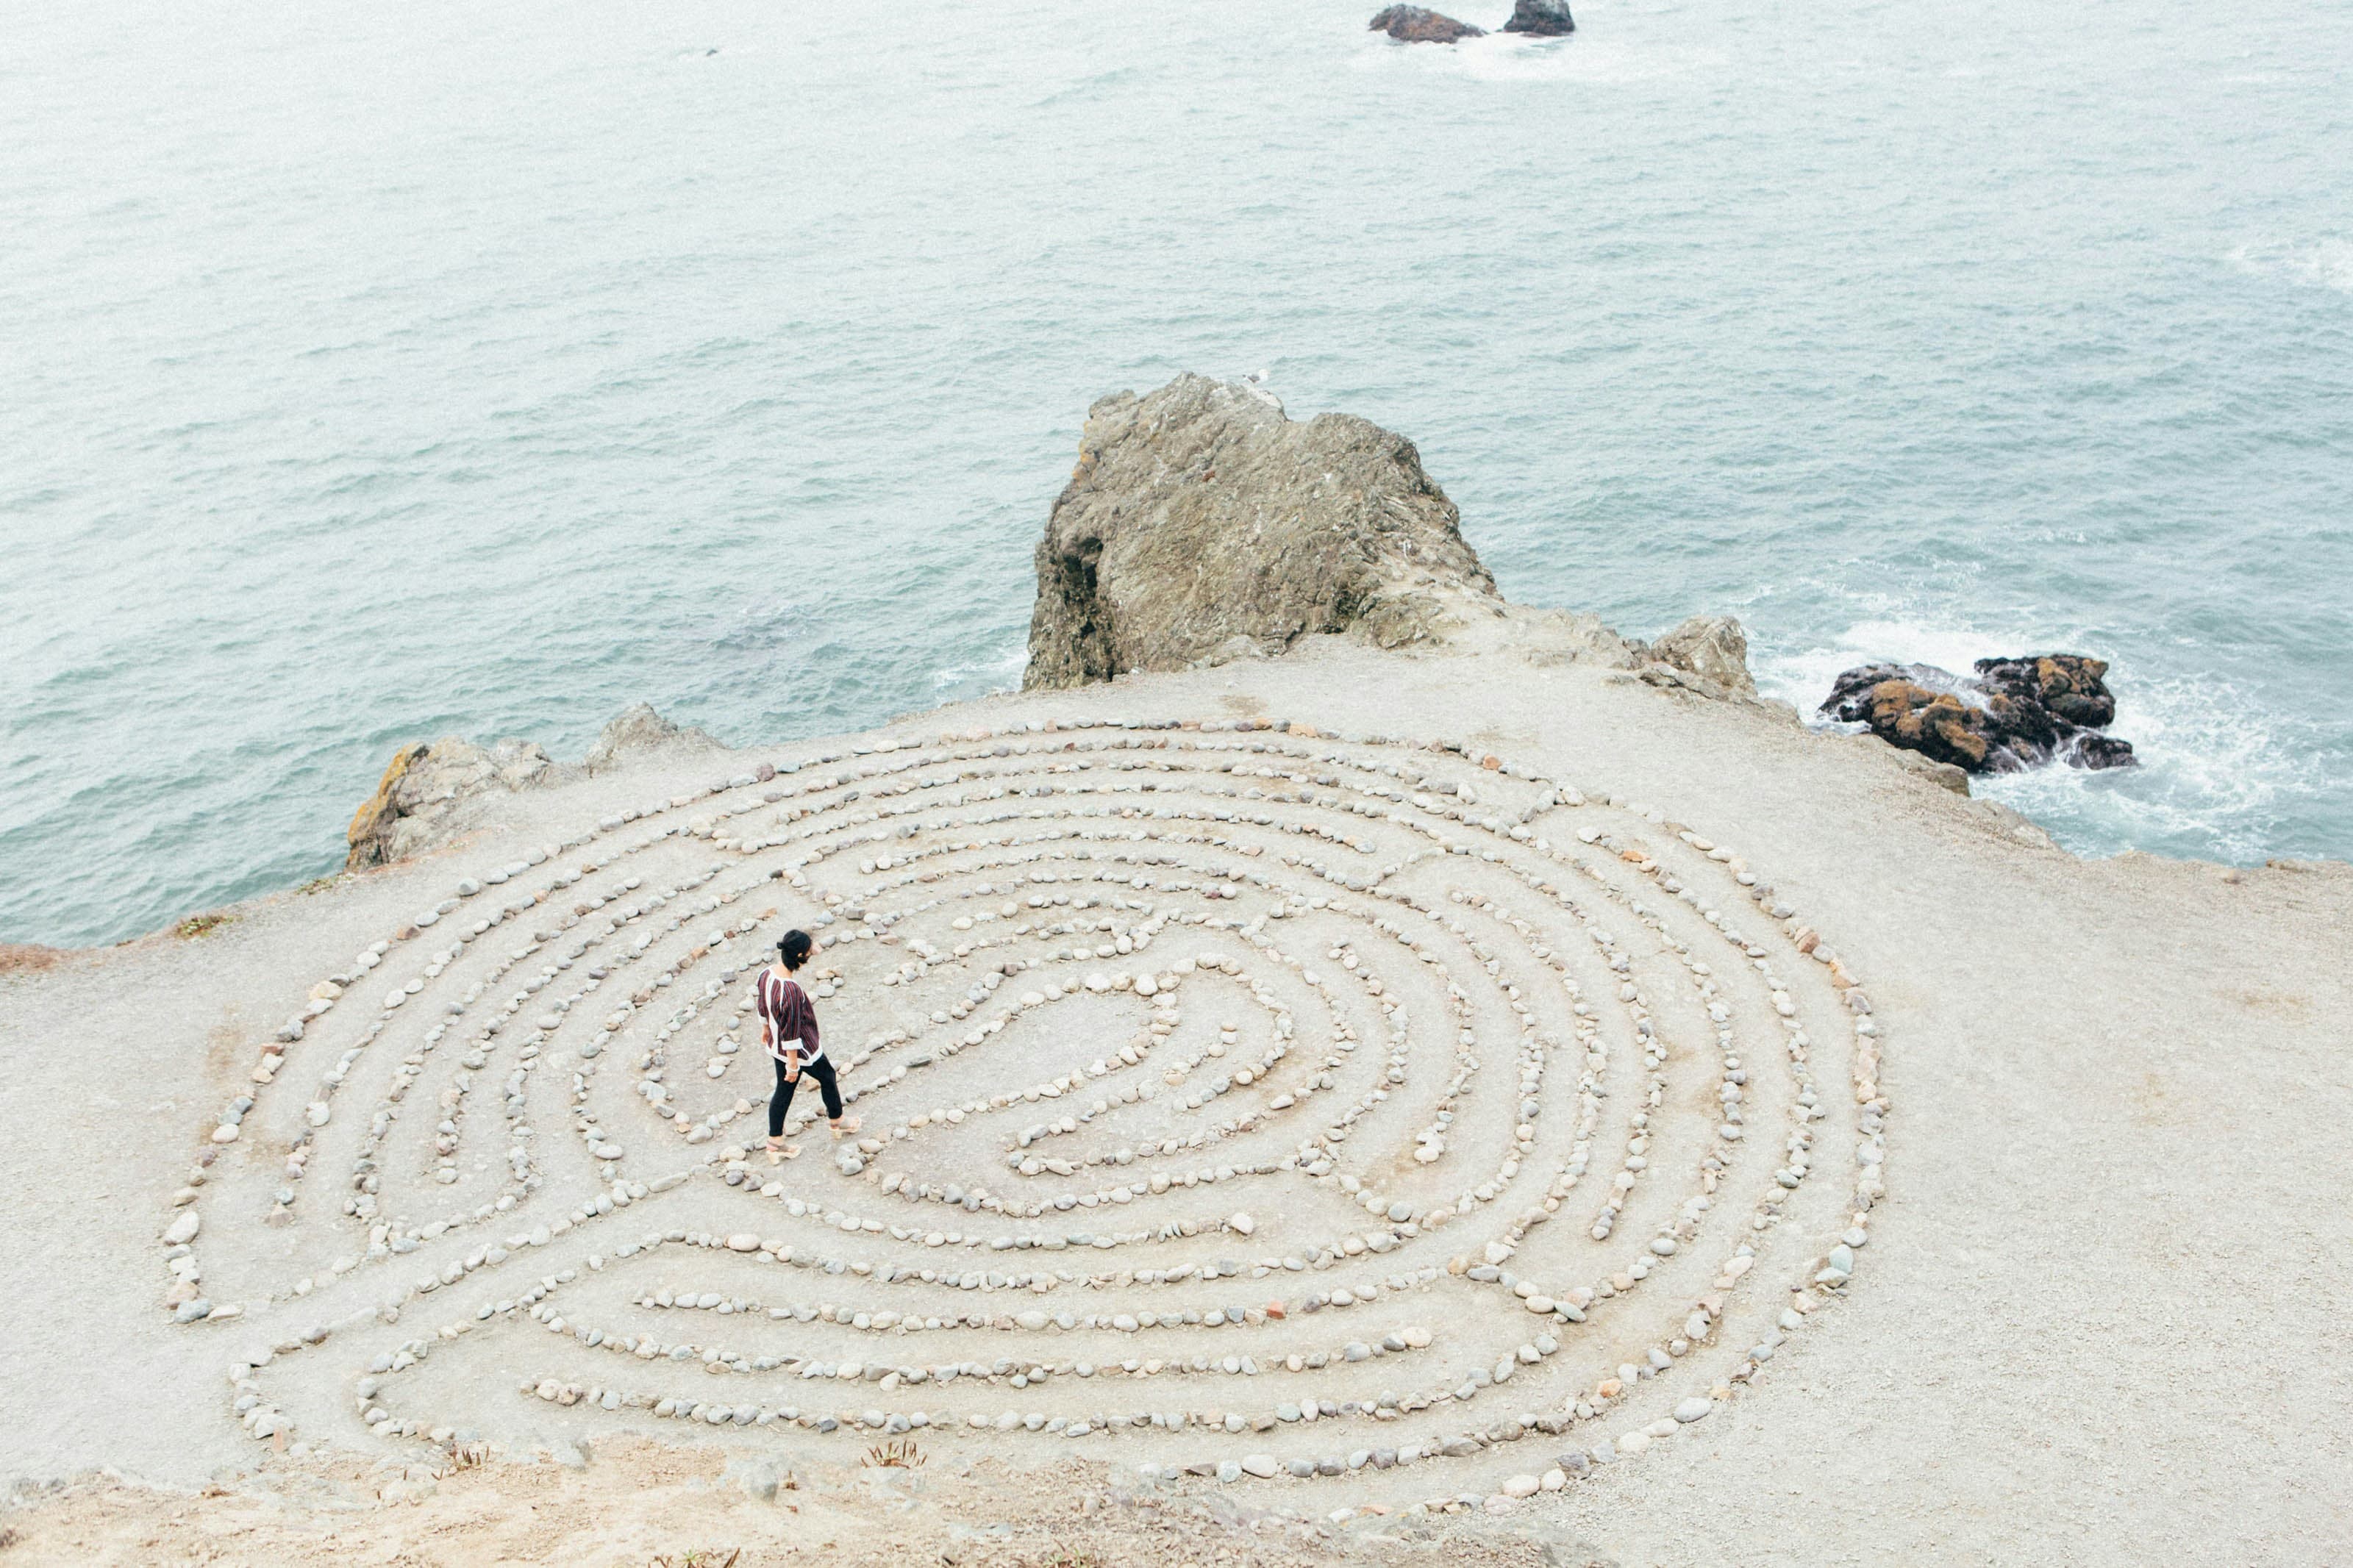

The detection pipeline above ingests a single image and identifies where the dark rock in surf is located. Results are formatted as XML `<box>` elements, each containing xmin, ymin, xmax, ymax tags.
<box><xmin>1821</xmin><ymin>654</ymin><xmax>2136</xmax><ymax>774</ymax></box>
<box><xmin>1502</xmin><ymin>0</ymin><xmax>1577</xmax><ymax>35</ymax></box>
<box><xmin>1370</xmin><ymin>6</ymin><xmax>1485</xmax><ymax>43</ymax></box>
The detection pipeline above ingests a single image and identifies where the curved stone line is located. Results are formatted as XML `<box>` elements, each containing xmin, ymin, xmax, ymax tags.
<box><xmin>176</xmin><ymin>715</ymin><xmax>1886</xmax><ymax>1506</ymax></box>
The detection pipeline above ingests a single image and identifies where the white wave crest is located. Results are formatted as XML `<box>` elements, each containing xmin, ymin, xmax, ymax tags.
<box><xmin>931</xmin><ymin>642</ymin><xmax>1027</xmax><ymax>692</ymax></box>
<box><xmin>2225</xmin><ymin>240</ymin><xmax>2353</xmax><ymax>296</ymax></box>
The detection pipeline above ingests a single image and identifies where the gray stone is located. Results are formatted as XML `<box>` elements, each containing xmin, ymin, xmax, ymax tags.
<box><xmin>1501</xmin><ymin>0</ymin><xmax>1575</xmax><ymax>35</ymax></box>
<box><xmin>1638</xmin><ymin>615</ymin><xmax>1755</xmax><ymax>695</ymax></box>
<box><xmin>346</xmin><ymin>737</ymin><xmax>560</xmax><ymax>869</ymax></box>
<box><xmin>585</xmin><ymin>704</ymin><xmax>722</xmax><ymax>776</ymax></box>
<box><xmin>1024</xmin><ymin>374</ymin><xmax>1499</xmax><ymax>690</ymax></box>
<box><xmin>723</xmin><ymin>1456</ymin><xmax>779</xmax><ymax>1500</ymax></box>
<box><xmin>1240</xmin><ymin>1453</ymin><xmax>1279</xmax><ymax>1478</ymax></box>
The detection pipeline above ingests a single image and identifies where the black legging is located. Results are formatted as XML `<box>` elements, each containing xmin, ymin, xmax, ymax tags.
<box><xmin>769</xmin><ymin>1053</ymin><xmax>843</xmax><ymax>1136</ymax></box>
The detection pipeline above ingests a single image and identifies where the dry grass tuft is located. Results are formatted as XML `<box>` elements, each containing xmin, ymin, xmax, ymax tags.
<box><xmin>863</xmin><ymin>1438</ymin><xmax>925</xmax><ymax>1469</ymax></box>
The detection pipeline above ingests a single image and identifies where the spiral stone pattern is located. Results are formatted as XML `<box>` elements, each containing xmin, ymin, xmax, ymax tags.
<box><xmin>174</xmin><ymin>715</ymin><xmax>1889</xmax><ymax>1503</ymax></box>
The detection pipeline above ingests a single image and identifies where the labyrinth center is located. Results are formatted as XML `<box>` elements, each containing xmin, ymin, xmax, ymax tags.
<box><xmin>184</xmin><ymin>715</ymin><xmax>1889</xmax><ymax>1492</ymax></box>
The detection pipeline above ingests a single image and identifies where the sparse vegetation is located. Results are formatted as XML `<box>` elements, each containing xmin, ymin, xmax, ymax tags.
<box><xmin>863</xmin><ymin>1437</ymin><xmax>925</xmax><ymax>1469</ymax></box>
<box><xmin>651</xmin><ymin>1550</ymin><xmax>740</xmax><ymax>1568</ymax></box>
<box><xmin>174</xmin><ymin>912</ymin><xmax>234</xmax><ymax>939</ymax></box>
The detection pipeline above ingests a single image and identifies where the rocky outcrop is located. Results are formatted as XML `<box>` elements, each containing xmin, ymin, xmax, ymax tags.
<box><xmin>346</xmin><ymin>704</ymin><xmax>721</xmax><ymax>869</ymax></box>
<box><xmin>584</xmin><ymin>702</ymin><xmax>720</xmax><ymax>776</ymax></box>
<box><xmin>1638</xmin><ymin>615</ymin><xmax>1755</xmax><ymax>696</ymax></box>
<box><xmin>1024</xmin><ymin>374</ymin><xmax>1502</xmax><ymax>690</ymax></box>
<box><xmin>1822</xmin><ymin>654</ymin><xmax>2135</xmax><ymax>773</ymax></box>
<box><xmin>345</xmin><ymin>737</ymin><xmax>559</xmax><ymax>869</ymax></box>
<box><xmin>1502</xmin><ymin>0</ymin><xmax>1575</xmax><ymax>35</ymax></box>
<box><xmin>1370</xmin><ymin>6</ymin><xmax>1485</xmax><ymax>42</ymax></box>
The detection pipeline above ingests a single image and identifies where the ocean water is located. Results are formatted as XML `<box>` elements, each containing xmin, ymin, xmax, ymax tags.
<box><xmin>3</xmin><ymin>0</ymin><xmax>2349</xmax><ymax>948</ymax></box>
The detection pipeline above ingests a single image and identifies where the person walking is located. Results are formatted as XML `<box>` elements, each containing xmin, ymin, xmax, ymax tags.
<box><xmin>753</xmin><ymin>929</ymin><xmax>857</xmax><ymax>1164</ymax></box>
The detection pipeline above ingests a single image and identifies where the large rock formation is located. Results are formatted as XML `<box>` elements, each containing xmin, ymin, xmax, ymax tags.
<box><xmin>1822</xmin><ymin>654</ymin><xmax>2135</xmax><ymax>773</ymax></box>
<box><xmin>345</xmin><ymin>737</ymin><xmax>557</xmax><ymax>870</ymax></box>
<box><xmin>346</xmin><ymin>704</ymin><xmax>720</xmax><ymax>868</ymax></box>
<box><xmin>1370</xmin><ymin>6</ymin><xmax>1485</xmax><ymax>43</ymax></box>
<box><xmin>1638</xmin><ymin>615</ymin><xmax>1756</xmax><ymax>695</ymax></box>
<box><xmin>1024</xmin><ymin>374</ymin><xmax>1502</xmax><ymax>690</ymax></box>
<box><xmin>1502</xmin><ymin>0</ymin><xmax>1576</xmax><ymax>35</ymax></box>
<box><xmin>585</xmin><ymin>702</ymin><xmax>720</xmax><ymax>776</ymax></box>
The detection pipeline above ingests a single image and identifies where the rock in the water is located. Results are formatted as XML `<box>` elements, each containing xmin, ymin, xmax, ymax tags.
<box><xmin>345</xmin><ymin>736</ymin><xmax>558</xmax><ymax>869</ymax></box>
<box><xmin>1024</xmin><ymin>374</ymin><xmax>1500</xmax><ymax>689</ymax></box>
<box><xmin>1370</xmin><ymin>5</ymin><xmax>1485</xmax><ymax>42</ymax></box>
<box><xmin>1640</xmin><ymin>615</ymin><xmax>1755</xmax><ymax>695</ymax></box>
<box><xmin>1502</xmin><ymin>0</ymin><xmax>1576</xmax><ymax>35</ymax></box>
<box><xmin>583</xmin><ymin>702</ymin><xmax>720</xmax><ymax>776</ymax></box>
<box><xmin>1821</xmin><ymin>654</ymin><xmax>2135</xmax><ymax>774</ymax></box>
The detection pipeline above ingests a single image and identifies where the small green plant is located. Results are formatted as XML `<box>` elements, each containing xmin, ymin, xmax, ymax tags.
<box><xmin>175</xmin><ymin>912</ymin><xmax>234</xmax><ymax>939</ymax></box>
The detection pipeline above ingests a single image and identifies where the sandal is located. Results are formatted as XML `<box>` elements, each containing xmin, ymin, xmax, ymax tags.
<box><xmin>830</xmin><ymin>1117</ymin><xmax>862</xmax><ymax>1139</ymax></box>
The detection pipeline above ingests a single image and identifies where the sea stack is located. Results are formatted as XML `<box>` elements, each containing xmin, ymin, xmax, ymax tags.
<box><xmin>1023</xmin><ymin>373</ymin><xmax>1502</xmax><ymax>689</ymax></box>
<box><xmin>1502</xmin><ymin>0</ymin><xmax>1576</xmax><ymax>35</ymax></box>
<box><xmin>1369</xmin><ymin>5</ymin><xmax>1486</xmax><ymax>43</ymax></box>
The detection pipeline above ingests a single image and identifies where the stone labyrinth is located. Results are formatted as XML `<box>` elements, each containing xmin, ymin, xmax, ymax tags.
<box><xmin>170</xmin><ymin>715</ymin><xmax>1889</xmax><ymax>1506</ymax></box>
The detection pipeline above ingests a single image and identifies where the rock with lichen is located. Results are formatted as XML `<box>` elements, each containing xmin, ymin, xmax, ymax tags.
<box><xmin>1023</xmin><ymin>373</ymin><xmax>1502</xmax><ymax>690</ymax></box>
<box><xmin>1821</xmin><ymin>654</ymin><xmax>2135</xmax><ymax>773</ymax></box>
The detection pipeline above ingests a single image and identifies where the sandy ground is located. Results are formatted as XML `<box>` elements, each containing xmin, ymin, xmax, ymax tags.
<box><xmin>3</xmin><ymin>620</ymin><xmax>2348</xmax><ymax>1566</ymax></box>
<box><xmin>0</xmin><ymin>1439</ymin><xmax>1600</xmax><ymax>1567</ymax></box>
